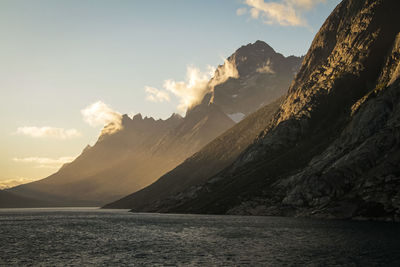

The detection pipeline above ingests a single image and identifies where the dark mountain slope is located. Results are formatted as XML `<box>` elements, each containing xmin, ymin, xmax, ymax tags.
<box><xmin>104</xmin><ymin>96</ymin><xmax>283</xmax><ymax>209</ymax></box>
<box><xmin>113</xmin><ymin>0</ymin><xmax>400</xmax><ymax>221</ymax></box>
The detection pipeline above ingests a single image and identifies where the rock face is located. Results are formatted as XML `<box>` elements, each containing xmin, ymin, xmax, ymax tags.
<box><xmin>8</xmin><ymin>41</ymin><xmax>301</xmax><ymax>207</ymax></box>
<box><xmin>108</xmin><ymin>0</ymin><xmax>400</xmax><ymax>221</ymax></box>
<box><xmin>202</xmin><ymin>40</ymin><xmax>302</xmax><ymax>120</ymax></box>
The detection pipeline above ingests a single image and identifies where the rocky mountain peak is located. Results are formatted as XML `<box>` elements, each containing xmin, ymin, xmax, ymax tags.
<box><xmin>132</xmin><ymin>113</ymin><xmax>143</xmax><ymax>121</ymax></box>
<box><xmin>166</xmin><ymin>113</ymin><xmax>183</xmax><ymax>123</ymax></box>
<box><xmin>121</xmin><ymin>114</ymin><xmax>132</xmax><ymax>125</ymax></box>
<box><xmin>230</xmin><ymin>40</ymin><xmax>278</xmax><ymax>77</ymax></box>
<box><xmin>201</xmin><ymin>41</ymin><xmax>303</xmax><ymax>118</ymax></box>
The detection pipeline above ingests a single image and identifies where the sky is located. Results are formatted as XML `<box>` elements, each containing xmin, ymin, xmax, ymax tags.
<box><xmin>0</xmin><ymin>0</ymin><xmax>340</xmax><ymax>187</ymax></box>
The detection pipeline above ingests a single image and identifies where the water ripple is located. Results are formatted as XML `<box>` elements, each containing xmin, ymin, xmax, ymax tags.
<box><xmin>0</xmin><ymin>208</ymin><xmax>399</xmax><ymax>266</ymax></box>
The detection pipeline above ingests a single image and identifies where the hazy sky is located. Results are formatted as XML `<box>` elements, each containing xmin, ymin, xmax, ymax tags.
<box><xmin>0</xmin><ymin>0</ymin><xmax>340</xmax><ymax>186</ymax></box>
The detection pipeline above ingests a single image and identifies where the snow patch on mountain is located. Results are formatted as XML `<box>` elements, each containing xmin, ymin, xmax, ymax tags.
<box><xmin>228</xmin><ymin>113</ymin><xmax>245</xmax><ymax>123</ymax></box>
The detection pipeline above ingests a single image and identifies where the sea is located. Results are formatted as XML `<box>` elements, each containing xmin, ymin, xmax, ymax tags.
<box><xmin>0</xmin><ymin>208</ymin><xmax>399</xmax><ymax>266</ymax></box>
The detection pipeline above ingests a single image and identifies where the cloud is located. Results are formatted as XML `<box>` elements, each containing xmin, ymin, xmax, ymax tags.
<box><xmin>81</xmin><ymin>101</ymin><xmax>122</xmax><ymax>135</ymax></box>
<box><xmin>0</xmin><ymin>177</ymin><xmax>38</xmax><ymax>189</ymax></box>
<box><xmin>240</xmin><ymin>0</ymin><xmax>326</xmax><ymax>27</ymax></box>
<box><xmin>15</xmin><ymin>127</ymin><xmax>81</xmax><ymax>139</ymax></box>
<box><xmin>13</xmin><ymin>156</ymin><xmax>75</xmax><ymax>169</ymax></box>
<box><xmin>163</xmin><ymin>65</ymin><xmax>215</xmax><ymax>113</ymax></box>
<box><xmin>210</xmin><ymin>59</ymin><xmax>239</xmax><ymax>88</ymax></box>
<box><xmin>287</xmin><ymin>0</ymin><xmax>326</xmax><ymax>10</ymax></box>
<box><xmin>145</xmin><ymin>86</ymin><xmax>170</xmax><ymax>103</ymax></box>
<box><xmin>236</xmin><ymin>7</ymin><xmax>248</xmax><ymax>15</ymax></box>
<box><xmin>145</xmin><ymin>60</ymin><xmax>239</xmax><ymax>114</ymax></box>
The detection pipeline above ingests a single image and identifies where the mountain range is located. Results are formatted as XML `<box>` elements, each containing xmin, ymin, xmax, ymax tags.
<box><xmin>106</xmin><ymin>0</ymin><xmax>400</xmax><ymax>221</ymax></box>
<box><xmin>4</xmin><ymin>41</ymin><xmax>302</xmax><ymax>207</ymax></box>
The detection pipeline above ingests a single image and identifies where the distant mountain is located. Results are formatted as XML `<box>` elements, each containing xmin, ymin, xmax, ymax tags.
<box><xmin>0</xmin><ymin>178</ymin><xmax>37</xmax><ymax>190</ymax></box>
<box><xmin>7</xmin><ymin>41</ymin><xmax>302</xmax><ymax>207</ymax></box>
<box><xmin>0</xmin><ymin>190</ymin><xmax>52</xmax><ymax>208</ymax></box>
<box><xmin>104</xmin><ymin>96</ymin><xmax>284</xmax><ymax>209</ymax></box>
<box><xmin>9</xmin><ymin>113</ymin><xmax>186</xmax><ymax>206</ymax></box>
<box><xmin>107</xmin><ymin>0</ymin><xmax>400</xmax><ymax>221</ymax></box>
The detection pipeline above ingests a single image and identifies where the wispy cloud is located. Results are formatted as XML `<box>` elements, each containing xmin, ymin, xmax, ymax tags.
<box><xmin>210</xmin><ymin>59</ymin><xmax>239</xmax><ymax>88</ymax></box>
<box><xmin>238</xmin><ymin>0</ymin><xmax>326</xmax><ymax>27</ymax></box>
<box><xmin>0</xmin><ymin>177</ymin><xmax>39</xmax><ymax>189</ymax></box>
<box><xmin>164</xmin><ymin>65</ymin><xmax>215</xmax><ymax>113</ymax></box>
<box><xmin>145</xmin><ymin>59</ymin><xmax>239</xmax><ymax>114</ymax></box>
<box><xmin>236</xmin><ymin>7</ymin><xmax>248</xmax><ymax>16</ymax></box>
<box><xmin>13</xmin><ymin>156</ymin><xmax>75</xmax><ymax>169</ymax></box>
<box><xmin>145</xmin><ymin>86</ymin><xmax>170</xmax><ymax>103</ymax></box>
<box><xmin>15</xmin><ymin>127</ymin><xmax>81</xmax><ymax>139</ymax></box>
<box><xmin>288</xmin><ymin>0</ymin><xmax>327</xmax><ymax>10</ymax></box>
<box><xmin>81</xmin><ymin>101</ymin><xmax>122</xmax><ymax>135</ymax></box>
<box><xmin>144</xmin><ymin>65</ymin><xmax>214</xmax><ymax>114</ymax></box>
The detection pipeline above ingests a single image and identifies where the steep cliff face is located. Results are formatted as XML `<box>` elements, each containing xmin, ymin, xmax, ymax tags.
<box><xmin>117</xmin><ymin>0</ymin><xmax>400</xmax><ymax>221</ymax></box>
<box><xmin>275</xmin><ymin>31</ymin><xmax>400</xmax><ymax>220</ymax></box>
<box><xmin>9</xmin><ymin>41</ymin><xmax>300</xmax><ymax>207</ymax></box>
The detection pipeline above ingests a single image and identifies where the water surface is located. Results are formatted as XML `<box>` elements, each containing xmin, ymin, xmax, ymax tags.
<box><xmin>1</xmin><ymin>208</ymin><xmax>399</xmax><ymax>266</ymax></box>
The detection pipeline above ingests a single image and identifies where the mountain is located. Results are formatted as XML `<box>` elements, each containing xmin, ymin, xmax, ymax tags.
<box><xmin>106</xmin><ymin>0</ymin><xmax>400</xmax><ymax>221</ymax></box>
<box><xmin>9</xmin><ymin>113</ymin><xmax>186</xmax><ymax>206</ymax></box>
<box><xmin>202</xmin><ymin>40</ymin><xmax>303</xmax><ymax>120</ymax></box>
<box><xmin>104</xmin><ymin>96</ymin><xmax>284</xmax><ymax>209</ymax></box>
<box><xmin>0</xmin><ymin>190</ymin><xmax>52</xmax><ymax>208</ymax></box>
<box><xmin>7</xmin><ymin>41</ymin><xmax>302</xmax><ymax>207</ymax></box>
